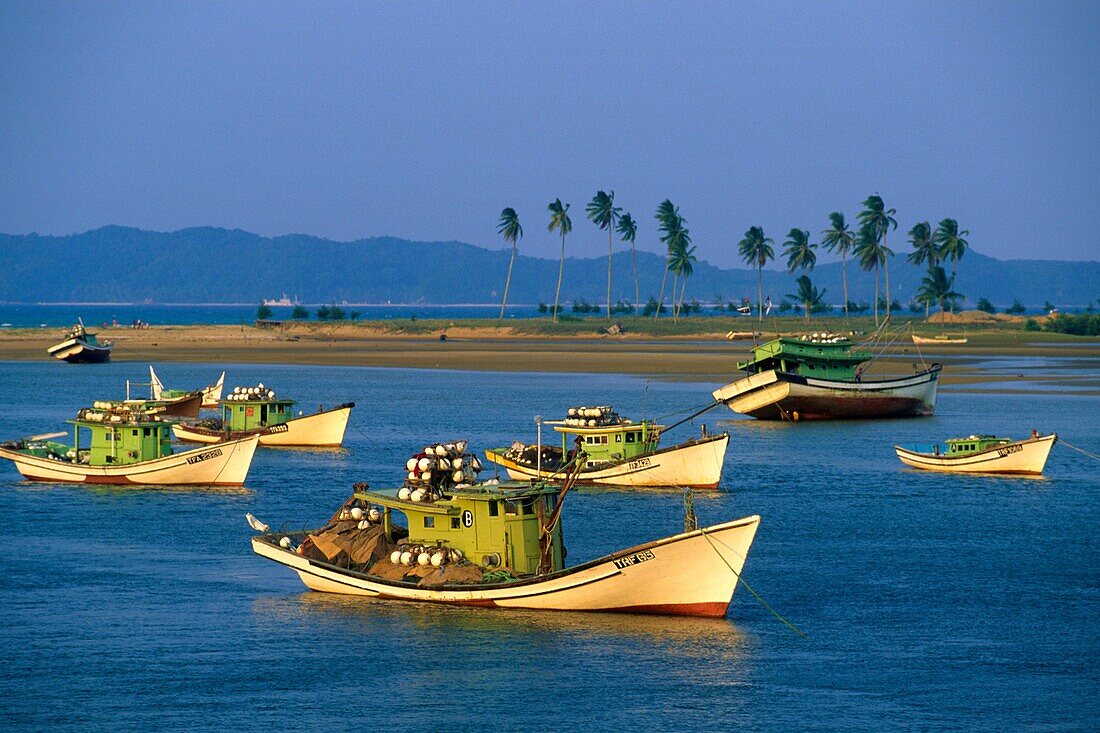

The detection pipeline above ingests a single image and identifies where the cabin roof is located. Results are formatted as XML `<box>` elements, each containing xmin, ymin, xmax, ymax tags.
<box><xmin>547</xmin><ymin>420</ymin><xmax>659</xmax><ymax>434</ymax></box>
<box><xmin>354</xmin><ymin>481</ymin><xmax>556</xmax><ymax>511</ymax></box>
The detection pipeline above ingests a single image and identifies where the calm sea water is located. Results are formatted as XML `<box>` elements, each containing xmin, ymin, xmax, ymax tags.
<box><xmin>0</xmin><ymin>362</ymin><xmax>1096</xmax><ymax>731</ymax></box>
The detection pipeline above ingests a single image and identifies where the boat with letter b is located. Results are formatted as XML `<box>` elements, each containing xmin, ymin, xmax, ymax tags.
<box><xmin>0</xmin><ymin>406</ymin><xmax>258</xmax><ymax>485</ymax></box>
<box><xmin>250</xmin><ymin>440</ymin><xmax>760</xmax><ymax>617</ymax></box>
<box><xmin>894</xmin><ymin>432</ymin><xmax>1056</xmax><ymax>475</ymax></box>
<box><xmin>485</xmin><ymin>405</ymin><xmax>728</xmax><ymax>489</ymax></box>
<box><xmin>712</xmin><ymin>334</ymin><xmax>940</xmax><ymax>420</ymax></box>
<box><xmin>172</xmin><ymin>383</ymin><xmax>353</xmax><ymax>447</ymax></box>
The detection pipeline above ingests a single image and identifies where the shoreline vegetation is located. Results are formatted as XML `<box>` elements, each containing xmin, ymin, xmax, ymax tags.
<box><xmin>6</xmin><ymin>317</ymin><xmax>1099</xmax><ymax>394</ymax></box>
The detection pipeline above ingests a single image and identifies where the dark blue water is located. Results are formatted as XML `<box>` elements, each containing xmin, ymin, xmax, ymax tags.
<box><xmin>1</xmin><ymin>362</ymin><xmax>1096</xmax><ymax>731</ymax></box>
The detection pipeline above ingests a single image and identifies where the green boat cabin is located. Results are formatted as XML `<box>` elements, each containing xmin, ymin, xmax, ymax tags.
<box><xmin>219</xmin><ymin>397</ymin><xmax>297</xmax><ymax>431</ymax></box>
<box><xmin>24</xmin><ymin>411</ymin><xmax>173</xmax><ymax>466</ymax></box>
<box><xmin>548</xmin><ymin>419</ymin><xmax>661</xmax><ymax>468</ymax></box>
<box><xmin>361</xmin><ymin>483</ymin><xmax>564</xmax><ymax>576</ymax></box>
<box><xmin>738</xmin><ymin>336</ymin><xmax>872</xmax><ymax>380</ymax></box>
<box><xmin>945</xmin><ymin>435</ymin><xmax>1012</xmax><ymax>455</ymax></box>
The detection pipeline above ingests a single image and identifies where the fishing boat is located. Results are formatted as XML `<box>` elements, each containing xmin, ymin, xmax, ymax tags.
<box><xmin>912</xmin><ymin>334</ymin><xmax>968</xmax><ymax>345</ymax></box>
<box><xmin>0</xmin><ymin>406</ymin><xmax>259</xmax><ymax>485</ymax></box>
<box><xmin>172</xmin><ymin>383</ymin><xmax>354</xmax><ymax>447</ymax></box>
<box><xmin>485</xmin><ymin>405</ymin><xmax>728</xmax><ymax>489</ymax></box>
<box><xmin>46</xmin><ymin>320</ymin><xmax>112</xmax><ymax>363</ymax></box>
<box><xmin>249</xmin><ymin>441</ymin><xmax>760</xmax><ymax>617</ymax></box>
<box><xmin>712</xmin><ymin>334</ymin><xmax>941</xmax><ymax>420</ymax></box>
<box><xmin>894</xmin><ymin>432</ymin><xmax>1057</xmax><ymax>475</ymax></box>
<box><xmin>150</xmin><ymin>366</ymin><xmax>225</xmax><ymax>409</ymax></box>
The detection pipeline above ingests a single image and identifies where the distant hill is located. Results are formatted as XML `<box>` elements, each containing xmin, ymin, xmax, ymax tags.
<box><xmin>1</xmin><ymin>226</ymin><xmax>1096</xmax><ymax>308</ymax></box>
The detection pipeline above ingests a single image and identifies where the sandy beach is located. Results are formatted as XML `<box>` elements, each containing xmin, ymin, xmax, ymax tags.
<box><xmin>4</xmin><ymin>322</ymin><xmax>1098</xmax><ymax>393</ymax></box>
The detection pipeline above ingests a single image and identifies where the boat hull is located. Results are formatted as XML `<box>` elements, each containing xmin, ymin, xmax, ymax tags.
<box><xmin>154</xmin><ymin>392</ymin><xmax>203</xmax><ymax>418</ymax></box>
<box><xmin>912</xmin><ymin>335</ymin><xmax>967</xmax><ymax>345</ymax></box>
<box><xmin>0</xmin><ymin>434</ymin><xmax>259</xmax><ymax>485</ymax></box>
<box><xmin>713</xmin><ymin>366</ymin><xmax>941</xmax><ymax>420</ymax></box>
<box><xmin>172</xmin><ymin>403</ymin><xmax>354</xmax><ymax>447</ymax></box>
<box><xmin>253</xmin><ymin>514</ymin><xmax>760</xmax><ymax>617</ymax></box>
<box><xmin>47</xmin><ymin>338</ymin><xmax>112</xmax><ymax>363</ymax></box>
<box><xmin>484</xmin><ymin>434</ymin><xmax>729</xmax><ymax>489</ymax></box>
<box><xmin>895</xmin><ymin>434</ymin><xmax>1056</xmax><ymax>475</ymax></box>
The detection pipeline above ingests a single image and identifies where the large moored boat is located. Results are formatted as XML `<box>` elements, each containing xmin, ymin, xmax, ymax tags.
<box><xmin>712</xmin><ymin>334</ymin><xmax>941</xmax><ymax>420</ymax></box>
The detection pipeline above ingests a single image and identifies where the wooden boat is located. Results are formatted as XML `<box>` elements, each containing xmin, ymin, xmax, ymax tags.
<box><xmin>150</xmin><ymin>366</ymin><xmax>225</xmax><ymax>409</ymax></box>
<box><xmin>712</xmin><ymin>335</ymin><xmax>941</xmax><ymax>420</ymax></box>
<box><xmin>912</xmin><ymin>334</ymin><xmax>968</xmax><ymax>345</ymax></box>
<box><xmin>250</xmin><ymin>443</ymin><xmax>760</xmax><ymax>617</ymax></box>
<box><xmin>172</xmin><ymin>383</ymin><xmax>353</xmax><ymax>447</ymax></box>
<box><xmin>0</xmin><ymin>407</ymin><xmax>259</xmax><ymax>485</ymax></box>
<box><xmin>894</xmin><ymin>433</ymin><xmax>1057</xmax><ymax>475</ymax></box>
<box><xmin>46</xmin><ymin>320</ymin><xmax>112</xmax><ymax>363</ymax></box>
<box><xmin>485</xmin><ymin>405</ymin><xmax>728</xmax><ymax>489</ymax></box>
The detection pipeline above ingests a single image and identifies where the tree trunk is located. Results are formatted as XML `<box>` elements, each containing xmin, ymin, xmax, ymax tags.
<box><xmin>873</xmin><ymin>264</ymin><xmax>880</xmax><ymax>327</ymax></box>
<box><xmin>950</xmin><ymin>262</ymin><xmax>957</xmax><ymax>314</ymax></box>
<box><xmin>884</xmin><ymin>241</ymin><xmax>891</xmax><ymax>321</ymax></box>
<box><xmin>499</xmin><ymin>243</ymin><xmax>517</xmax><ymax>321</ymax></box>
<box><xmin>757</xmin><ymin>267</ymin><xmax>763</xmax><ymax>322</ymax></box>
<box><xmin>552</xmin><ymin>232</ymin><xmax>565</xmax><ymax>323</ymax></box>
<box><xmin>842</xmin><ymin>252</ymin><xmax>849</xmax><ymax>321</ymax></box>
<box><xmin>655</xmin><ymin>263</ymin><xmax>669</xmax><ymax>320</ymax></box>
<box><xmin>606</xmin><ymin>227</ymin><xmax>613</xmax><ymax>320</ymax></box>
<box><xmin>804</xmin><ymin>302</ymin><xmax>810</xmax><ymax>323</ymax></box>
<box><xmin>671</xmin><ymin>273</ymin><xmax>679</xmax><ymax>320</ymax></box>
<box><xmin>631</xmin><ymin>243</ymin><xmax>640</xmax><ymax>318</ymax></box>
<box><xmin>678</xmin><ymin>275</ymin><xmax>688</xmax><ymax>318</ymax></box>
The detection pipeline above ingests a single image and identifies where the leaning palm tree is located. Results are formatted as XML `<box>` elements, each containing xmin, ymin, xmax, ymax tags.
<box><xmin>738</xmin><ymin>226</ymin><xmax>774</xmax><ymax>321</ymax></box>
<box><xmin>783</xmin><ymin>228</ymin><xmax>817</xmax><ymax>273</ymax></box>
<box><xmin>653</xmin><ymin>200</ymin><xmax>681</xmax><ymax>320</ymax></box>
<box><xmin>934</xmin><ymin>218</ymin><xmax>970</xmax><ymax>313</ymax></box>
<box><xmin>857</xmin><ymin>194</ymin><xmax>898</xmax><ymax>319</ymax></box>
<box><xmin>674</xmin><ymin>243</ymin><xmax>697</xmax><ymax>318</ymax></box>
<box><xmin>821</xmin><ymin>212</ymin><xmax>855</xmax><ymax>319</ymax></box>
<box><xmin>906</xmin><ymin>221</ymin><xmax>937</xmax><ymax>318</ymax></box>
<box><xmin>616</xmin><ymin>212</ymin><xmax>639</xmax><ymax>316</ymax></box>
<box><xmin>496</xmin><ymin>208</ymin><xmax>523</xmax><ymax>321</ymax></box>
<box><xmin>666</xmin><ymin>228</ymin><xmax>694</xmax><ymax>318</ymax></box>
<box><xmin>786</xmin><ymin>275</ymin><xmax>826</xmax><ymax>324</ymax></box>
<box><xmin>916</xmin><ymin>265</ymin><xmax>962</xmax><ymax>315</ymax></box>
<box><xmin>586</xmin><ymin>190</ymin><xmax>622</xmax><ymax>319</ymax></box>
<box><xmin>547</xmin><ymin>199</ymin><xmax>572</xmax><ymax>323</ymax></box>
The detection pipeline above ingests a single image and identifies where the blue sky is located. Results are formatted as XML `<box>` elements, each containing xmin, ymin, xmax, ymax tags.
<box><xmin>1</xmin><ymin>1</ymin><xmax>1097</xmax><ymax>265</ymax></box>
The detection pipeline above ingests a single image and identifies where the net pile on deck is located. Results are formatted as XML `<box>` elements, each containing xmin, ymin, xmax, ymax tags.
<box><xmin>502</xmin><ymin>441</ymin><xmax>565</xmax><ymax>469</ymax></box>
<box><xmin>400</xmin><ymin>439</ymin><xmax>492</xmax><ymax>501</ymax></box>
<box><xmin>225</xmin><ymin>384</ymin><xmax>276</xmax><ymax>401</ymax></box>
<box><xmin>292</xmin><ymin>495</ymin><xmax>490</xmax><ymax>587</ymax></box>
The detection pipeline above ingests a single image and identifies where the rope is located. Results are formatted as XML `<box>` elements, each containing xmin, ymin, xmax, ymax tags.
<box><xmin>1059</xmin><ymin>438</ymin><xmax>1100</xmax><ymax>462</ymax></box>
<box><xmin>698</xmin><ymin>528</ymin><xmax>807</xmax><ymax>638</ymax></box>
<box><xmin>652</xmin><ymin>399</ymin><xmax>717</xmax><ymax>422</ymax></box>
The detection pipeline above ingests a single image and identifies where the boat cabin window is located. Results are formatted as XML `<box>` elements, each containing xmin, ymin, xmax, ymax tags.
<box><xmin>423</xmin><ymin>516</ymin><xmax>434</xmax><ymax>528</ymax></box>
<box><xmin>489</xmin><ymin>501</ymin><xmax>499</xmax><ymax>517</ymax></box>
<box><xmin>132</xmin><ymin>429</ymin><xmax>139</xmax><ymax>437</ymax></box>
<box><xmin>451</xmin><ymin>517</ymin><xmax>460</xmax><ymax>529</ymax></box>
<box><xmin>504</xmin><ymin>500</ymin><xmax>518</xmax><ymax>516</ymax></box>
<box><xmin>521</xmin><ymin>499</ymin><xmax>535</xmax><ymax>516</ymax></box>
<box><xmin>625</xmin><ymin>432</ymin><xmax>635</xmax><ymax>443</ymax></box>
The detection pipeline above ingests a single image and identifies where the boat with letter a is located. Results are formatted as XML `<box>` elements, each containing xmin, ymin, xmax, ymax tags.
<box><xmin>249</xmin><ymin>441</ymin><xmax>760</xmax><ymax>617</ymax></box>
<box><xmin>172</xmin><ymin>383</ymin><xmax>353</xmax><ymax>447</ymax></box>
<box><xmin>485</xmin><ymin>405</ymin><xmax>728</xmax><ymax>489</ymax></box>
<box><xmin>894</xmin><ymin>432</ymin><xmax>1057</xmax><ymax>475</ymax></box>
<box><xmin>0</xmin><ymin>406</ymin><xmax>258</xmax><ymax>485</ymax></box>
<box><xmin>712</xmin><ymin>334</ymin><xmax>941</xmax><ymax>420</ymax></box>
<box><xmin>46</xmin><ymin>320</ymin><xmax>112</xmax><ymax>363</ymax></box>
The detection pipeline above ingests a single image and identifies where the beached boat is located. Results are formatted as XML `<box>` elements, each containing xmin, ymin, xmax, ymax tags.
<box><xmin>712</xmin><ymin>334</ymin><xmax>941</xmax><ymax>420</ymax></box>
<box><xmin>46</xmin><ymin>320</ymin><xmax>112</xmax><ymax>363</ymax></box>
<box><xmin>150</xmin><ymin>366</ymin><xmax>225</xmax><ymax>409</ymax></box>
<box><xmin>912</xmin><ymin>334</ymin><xmax>968</xmax><ymax>345</ymax></box>
<box><xmin>250</xmin><ymin>441</ymin><xmax>760</xmax><ymax>617</ymax></box>
<box><xmin>0</xmin><ymin>406</ymin><xmax>258</xmax><ymax>485</ymax></box>
<box><xmin>485</xmin><ymin>405</ymin><xmax>728</xmax><ymax>489</ymax></box>
<box><xmin>172</xmin><ymin>383</ymin><xmax>353</xmax><ymax>447</ymax></box>
<box><xmin>894</xmin><ymin>432</ymin><xmax>1057</xmax><ymax>475</ymax></box>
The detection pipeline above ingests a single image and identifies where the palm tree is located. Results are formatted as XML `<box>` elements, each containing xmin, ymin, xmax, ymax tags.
<box><xmin>547</xmin><ymin>199</ymin><xmax>572</xmax><ymax>323</ymax></box>
<box><xmin>916</xmin><ymin>265</ymin><xmax>962</xmax><ymax>315</ymax></box>
<box><xmin>857</xmin><ymin>194</ymin><xmax>898</xmax><ymax>319</ymax></box>
<box><xmin>786</xmin><ymin>275</ymin><xmax>826</xmax><ymax>324</ymax></box>
<box><xmin>934</xmin><ymin>218</ymin><xmax>970</xmax><ymax>313</ymax></box>
<box><xmin>854</xmin><ymin>224</ymin><xmax>893</xmax><ymax>326</ymax></box>
<box><xmin>496</xmin><ymin>208</ymin><xmax>523</xmax><ymax>321</ymax></box>
<box><xmin>586</xmin><ymin>190</ymin><xmax>622</xmax><ymax>319</ymax></box>
<box><xmin>738</xmin><ymin>226</ymin><xmax>774</xmax><ymax>321</ymax></box>
<box><xmin>783</xmin><ymin>228</ymin><xmax>817</xmax><ymax>273</ymax></box>
<box><xmin>616</xmin><ymin>213</ymin><xmax>639</xmax><ymax>316</ymax></box>
<box><xmin>667</xmin><ymin>229</ymin><xmax>695</xmax><ymax>318</ymax></box>
<box><xmin>653</xmin><ymin>200</ymin><xmax>681</xmax><ymax>320</ymax></box>
<box><xmin>906</xmin><ymin>221</ymin><xmax>937</xmax><ymax>318</ymax></box>
<box><xmin>821</xmin><ymin>212</ymin><xmax>855</xmax><ymax>319</ymax></box>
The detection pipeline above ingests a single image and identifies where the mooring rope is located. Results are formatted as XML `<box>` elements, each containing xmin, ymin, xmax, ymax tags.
<box><xmin>698</xmin><ymin>527</ymin><xmax>807</xmax><ymax>638</ymax></box>
<box><xmin>1059</xmin><ymin>438</ymin><xmax>1100</xmax><ymax>463</ymax></box>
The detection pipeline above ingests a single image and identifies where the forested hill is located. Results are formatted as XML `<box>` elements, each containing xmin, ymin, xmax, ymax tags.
<box><xmin>1</xmin><ymin>226</ymin><xmax>1096</xmax><ymax>307</ymax></box>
